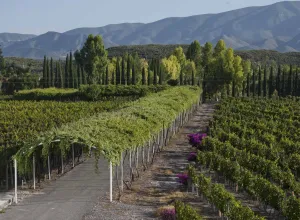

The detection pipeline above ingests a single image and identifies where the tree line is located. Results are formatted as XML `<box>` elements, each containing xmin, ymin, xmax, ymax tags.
<box><xmin>1</xmin><ymin>34</ymin><xmax>300</xmax><ymax>98</ymax></box>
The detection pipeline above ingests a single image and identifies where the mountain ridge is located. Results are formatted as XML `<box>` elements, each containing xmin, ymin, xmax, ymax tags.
<box><xmin>2</xmin><ymin>1</ymin><xmax>300</xmax><ymax>59</ymax></box>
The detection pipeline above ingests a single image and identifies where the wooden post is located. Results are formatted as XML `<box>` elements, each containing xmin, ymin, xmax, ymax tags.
<box><xmin>33</xmin><ymin>155</ymin><xmax>36</xmax><ymax>190</ymax></box>
<box><xmin>72</xmin><ymin>143</ymin><xmax>75</xmax><ymax>168</ymax></box>
<box><xmin>14</xmin><ymin>158</ymin><xmax>17</xmax><ymax>204</ymax></box>
<box><xmin>48</xmin><ymin>155</ymin><xmax>51</xmax><ymax>180</ymax></box>
<box><xmin>120</xmin><ymin>152</ymin><xmax>123</xmax><ymax>192</ymax></box>
<box><xmin>61</xmin><ymin>150</ymin><xmax>64</xmax><ymax>174</ymax></box>
<box><xmin>110</xmin><ymin>161</ymin><xmax>113</xmax><ymax>202</ymax></box>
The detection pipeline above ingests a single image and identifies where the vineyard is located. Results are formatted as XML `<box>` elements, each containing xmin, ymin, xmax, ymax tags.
<box><xmin>0</xmin><ymin>86</ymin><xmax>201</xmax><ymax>192</ymax></box>
<box><xmin>185</xmin><ymin>97</ymin><xmax>300</xmax><ymax>219</ymax></box>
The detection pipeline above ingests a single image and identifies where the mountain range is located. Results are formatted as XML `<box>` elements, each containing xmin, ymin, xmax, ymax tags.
<box><xmin>2</xmin><ymin>1</ymin><xmax>300</xmax><ymax>59</ymax></box>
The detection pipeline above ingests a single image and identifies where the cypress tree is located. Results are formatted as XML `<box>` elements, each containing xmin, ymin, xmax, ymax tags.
<box><xmin>288</xmin><ymin>64</ymin><xmax>293</xmax><ymax>96</ymax></box>
<box><xmin>42</xmin><ymin>56</ymin><xmax>47</xmax><ymax>88</ymax></box>
<box><xmin>282</xmin><ymin>70</ymin><xmax>286</xmax><ymax>96</ymax></box>
<box><xmin>59</xmin><ymin>61</ymin><xmax>63</xmax><ymax>88</ymax></box>
<box><xmin>121</xmin><ymin>57</ymin><xmax>125</xmax><ymax>85</ymax></box>
<box><xmin>131</xmin><ymin>63</ymin><xmax>136</xmax><ymax>85</ymax></box>
<box><xmin>112</xmin><ymin>70</ymin><xmax>115</xmax><ymax>85</ymax></box>
<box><xmin>126</xmin><ymin>56</ymin><xmax>130</xmax><ymax>85</ymax></box>
<box><xmin>252</xmin><ymin>69</ymin><xmax>255</xmax><ymax>97</ymax></box>
<box><xmin>65</xmin><ymin>54</ymin><xmax>69</xmax><ymax>88</ymax></box>
<box><xmin>69</xmin><ymin>52</ymin><xmax>74</xmax><ymax>88</ymax></box>
<box><xmin>153</xmin><ymin>61</ymin><xmax>157</xmax><ymax>85</ymax></box>
<box><xmin>105</xmin><ymin>66</ymin><xmax>109</xmax><ymax>85</ymax></box>
<box><xmin>269</xmin><ymin>66</ymin><xmax>274</xmax><ymax>98</ymax></box>
<box><xmin>159</xmin><ymin>67</ymin><xmax>163</xmax><ymax>85</ymax></box>
<box><xmin>142</xmin><ymin>67</ymin><xmax>146</xmax><ymax>85</ymax></box>
<box><xmin>55</xmin><ymin>61</ymin><xmax>59</xmax><ymax>88</ymax></box>
<box><xmin>180</xmin><ymin>70</ymin><xmax>183</xmax><ymax>85</ymax></box>
<box><xmin>295</xmin><ymin>67</ymin><xmax>299</xmax><ymax>96</ymax></box>
<box><xmin>77</xmin><ymin>64</ymin><xmax>82</xmax><ymax>87</ymax></box>
<box><xmin>247</xmin><ymin>72</ymin><xmax>250</xmax><ymax>97</ymax></box>
<box><xmin>258</xmin><ymin>66</ymin><xmax>262</xmax><ymax>97</ymax></box>
<box><xmin>232</xmin><ymin>80</ymin><xmax>236</xmax><ymax>97</ymax></box>
<box><xmin>50</xmin><ymin>57</ymin><xmax>54</xmax><ymax>87</ymax></box>
<box><xmin>276</xmin><ymin>65</ymin><xmax>281</xmax><ymax>95</ymax></box>
<box><xmin>147</xmin><ymin>65</ymin><xmax>151</xmax><ymax>85</ymax></box>
<box><xmin>192</xmin><ymin>70</ymin><xmax>195</xmax><ymax>86</ymax></box>
<box><xmin>263</xmin><ymin>66</ymin><xmax>267</xmax><ymax>97</ymax></box>
<box><xmin>116</xmin><ymin>57</ymin><xmax>120</xmax><ymax>85</ymax></box>
<box><xmin>46</xmin><ymin>59</ymin><xmax>50</xmax><ymax>88</ymax></box>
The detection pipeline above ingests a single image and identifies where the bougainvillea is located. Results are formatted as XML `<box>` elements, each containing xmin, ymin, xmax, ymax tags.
<box><xmin>187</xmin><ymin>133</ymin><xmax>207</xmax><ymax>148</ymax></box>
<box><xmin>188</xmin><ymin>152</ymin><xmax>197</xmax><ymax>161</ymax></box>
<box><xmin>160</xmin><ymin>208</ymin><xmax>176</xmax><ymax>220</ymax></box>
<box><xmin>177</xmin><ymin>173</ymin><xmax>189</xmax><ymax>185</ymax></box>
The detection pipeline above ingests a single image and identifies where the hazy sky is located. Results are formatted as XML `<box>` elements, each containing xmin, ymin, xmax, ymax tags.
<box><xmin>0</xmin><ymin>0</ymin><xmax>285</xmax><ymax>34</ymax></box>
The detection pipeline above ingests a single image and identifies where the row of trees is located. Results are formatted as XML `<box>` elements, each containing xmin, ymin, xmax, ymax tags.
<box><xmin>2</xmin><ymin>34</ymin><xmax>300</xmax><ymax>98</ymax></box>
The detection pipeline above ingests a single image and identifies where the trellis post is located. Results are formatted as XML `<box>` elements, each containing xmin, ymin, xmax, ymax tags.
<box><xmin>48</xmin><ymin>155</ymin><xmax>51</xmax><ymax>180</ymax></box>
<box><xmin>14</xmin><ymin>158</ymin><xmax>17</xmax><ymax>204</ymax></box>
<box><xmin>72</xmin><ymin>143</ymin><xmax>75</xmax><ymax>168</ymax></box>
<box><xmin>120</xmin><ymin>152</ymin><xmax>123</xmax><ymax>192</ymax></box>
<box><xmin>61</xmin><ymin>150</ymin><xmax>64</xmax><ymax>174</ymax></box>
<box><xmin>33</xmin><ymin>154</ymin><xmax>36</xmax><ymax>190</ymax></box>
<box><xmin>110</xmin><ymin>161</ymin><xmax>113</xmax><ymax>202</ymax></box>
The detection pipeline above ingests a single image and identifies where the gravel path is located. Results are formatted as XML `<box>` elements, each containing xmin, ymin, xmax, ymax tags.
<box><xmin>84</xmin><ymin>102</ymin><xmax>216</xmax><ymax>219</ymax></box>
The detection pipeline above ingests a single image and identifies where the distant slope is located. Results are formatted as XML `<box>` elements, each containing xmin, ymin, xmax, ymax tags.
<box><xmin>3</xmin><ymin>1</ymin><xmax>300</xmax><ymax>58</ymax></box>
<box><xmin>0</xmin><ymin>33</ymin><xmax>36</xmax><ymax>47</ymax></box>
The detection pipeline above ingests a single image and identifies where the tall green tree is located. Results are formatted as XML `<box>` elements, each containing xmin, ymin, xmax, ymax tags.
<box><xmin>65</xmin><ymin>54</ymin><xmax>69</xmax><ymax>88</ymax></box>
<box><xmin>69</xmin><ymin>52</ymin><xmax>75</xmax><ymax>88</ymax></box>
<box><xmin>247</xmin><ymin>71</ymin><xmax>250</xmax><ymax>97</ymax></box>
<box><xmin>50</xmin><ymin>57</ymin><xmax>54</xmax><ymax>87</ymax></box>
<box><xmin>116</xmin><ymin>57</ymin><xmax>121</xmax><ymax>85</ymax></box>
<box><xmin>294</xmin><ymin>67</ymin><xmax>299</xmax><ymax>96</ymax></box>
<box><xmin>269</xmin><ymin>66</ymin><xmax>275</xmax><ymax>98</ymax></box>
<box><xmin>186</xmin><ymin>40</ymin><xmax>201</xmax><ymax>67</ymax></box>
<box><xmin>153</xmin><ymin>59</ymin><xmax>157</xmax><ymax>85</ymax></box>
<box><xmin>142</xmin><ymin>67</ymin><xmax>146</xmax><ymax>85</ymax></box>
<box><xmin>58</xmin><ymin>61</ymin><xmax>63</xmax><ymax>88</ymax></box>
<box><xmin>263</xmin><ymin>66</ymin><xmax>267</xmax><ymax>97</ymax></box>
<box><xmin>180</xmin><ymin>70</ymin><xmax>183</xmax><ymax>85</ymax></box>
<box><xmin>46</xmin><ymin>59</ymin><xmax>50</xmax><ymax>88</ymax></box>
<box><xmin>191</xmin><ymin>70</ymin><xmax>195</xmax><ymax>86</ymax></box>
<box><xmin>131</xmin><ymin>63</ymin><xmax>136</xmax><ymax>85</ymax></box>
<box><xmin>42</xmin><ymin>56</ymin><xmax>47</xmax><ymax>88</ymax></box>
<box><xmin>258</xmin><ymin>66</ymin><xmax>262</xmax><ymax>97</ymax></box>
<box><xmin>121</xmin><ymin>57</ymin><xmax>125</xmax><ymax>85</ymax></box>
<box><xmin>288</xmin><ymin>64</ymin><xmax>293</xmax><ymax>96</ymax></box>
<box><xmin>54</xmin><ymin>61</ymin><xmax>59</xmax><ymax>88</ymax></box>
<box><xmin>147</xmin><ymin>65</ymin><xmax>151</xmax><ymax>85</ymax></box>
<box><xmin>126</xmin><ymin>55</ymin><xmax>131</xmax><ymax>85</ymax></box>
<box><xmin>105</xmin><ymin>66</ymin><xmax>109</xmax><ymax>85</ymax></box>
<box><xmin>159</xmin><ymin>67</ymin><xmax>163</xmax><ymax>85</ymax></box>
<box><xmin>77</xmin><ymin>64</ymin><xmax>82</xmax><ymax>87</ymax></box>
<box><xmin>80</xmin><ymin>34</ymin><xmax>108</xmax><ymax>84</ymax></box>
<box><xmin>276</xmin><ymin>65</ymin><xmax>281</xmax><ymax>95</ymax></box>
<box><xmin>282</xmin><ymin>70</ymin><xmax>286</xmax><ymax>96</ymax></box>
<box><xmin>252</xmin><ymin>66</ymin><xmax>256</xmax><ymax>97</ymax></box>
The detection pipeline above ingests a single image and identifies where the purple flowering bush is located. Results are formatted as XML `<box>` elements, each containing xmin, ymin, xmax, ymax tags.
<box><xmin>187</xmin><ymin>152</ymin><xmax>197</xmax><ymax>161</ymax></box>
<box><xmin>160</xmin><ymin>208</ymin><xmax>176</xmax><ymax>220</ymax></box>
<box><xmin>157</xmin><ymin>206</ymin><xmax>176</xmax><ymax>220</ymax></box>
<box><xmin>187</xmin><ymin>133</ymin><xmax>207</xmax><ymax>148</ymax></box>
<box><xmin>177</xmin><ymin>173</ymin><xmax>189</xmax><ymax>185</ymax></box>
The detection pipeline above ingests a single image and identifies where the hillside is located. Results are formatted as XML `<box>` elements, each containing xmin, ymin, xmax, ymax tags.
<box><xmin>0</xmin><ymin>33</ymin><xmax>36</xmax><ymax>47</ymax></box>
<box><xmin>2</xmin><ymin>1</ymin><xmax>300</xmax><ymax>59</ymax></box>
